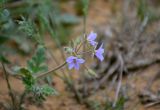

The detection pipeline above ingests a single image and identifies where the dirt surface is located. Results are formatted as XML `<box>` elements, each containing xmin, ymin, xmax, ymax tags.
<box><xmin>1</xmin><ymin>0</ymin><xmax>160</xmax><ymax>110</ymax></box>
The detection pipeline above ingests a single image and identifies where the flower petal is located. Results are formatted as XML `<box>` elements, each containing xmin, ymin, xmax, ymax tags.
<box><xmin>66</xmin><ymin>56</ymin><xmax>76</xmax><ymax>63</ymax></box>
<box><xmin>87</xmin><ymin>32</ymin><xmax>97</xmax><ymax>41</ymax></box>
<box><xmin>77</xmin><ymin>58</ymin><xmax>85</xmax><ymax>64</ymax></box>
<box><xmin>74</xmin><ymin>62</ymin><xmax>80</xmax><ymax>70</ymax></box>
<box><xmin>96</xmin><ymin>48</ymin><xmax>104</xmax><ymax>54</ymax></box>
<box><xmin>68</xmin><ymin>63</ymin><xmax>75</xmax><ymax>69</ymax></box>
<box><xmin>66</xmin><ymin>56</ymin><xmax>85</xmax><ymax>70</ymax></box>
<box><xmin>95</xmin><ymin>53</ymin><xmax>104</xmax><ymax>61</ymax></box>
<box><xmin>97</xmin><ymin>44</ymin><xmax>104</xmax><ymax>53</ymax></box>
<box><xmin>90</xmin><ymin>41</ymin><xmax>97</xmax><ymax>46</ymax></box>
<box><xmin>95</xmin><ymin>43</ymin><xmax>104</xmax><ymax>61</ymax></box>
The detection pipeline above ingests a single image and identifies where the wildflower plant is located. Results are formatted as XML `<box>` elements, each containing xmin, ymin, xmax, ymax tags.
<box><xmin>0</xmin><ymin>0</ymin><xmax>105</xmax><ymax>109</ymax></box>
<box><xmin>18</xmin><ymin>45</ymin><xmax>57</xmax><ymax>105</ymax></box>
<box><xmin>14</xmin><ymin>31</ymin><xmax>104</xmax><ymax>109</ymax></box>
<box><xmin>65</xmin><ymin>31</ymin><xmax>104</xmax><ymax>71</ymax></box>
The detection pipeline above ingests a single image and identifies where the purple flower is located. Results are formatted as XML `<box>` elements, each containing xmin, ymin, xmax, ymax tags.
<box><xmin>95</xmin><ymin>44</ymin><xmax>104</xmax><ymax>62</ymax></box>
<box><xmin>66</xmin><ymin>56</ymin><xmax>85</xmax><ymax>70</ymax></box>
<box><xmin>87</xmin><ymin>31</ymin><xmax>97</xmax><ymax>46</ymax></box>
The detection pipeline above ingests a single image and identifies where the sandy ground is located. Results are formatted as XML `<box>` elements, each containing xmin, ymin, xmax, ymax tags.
<box><xmin>1</xmin><ymin>0</ymin><xmax>160</xmax><ymax>110</ymax></box>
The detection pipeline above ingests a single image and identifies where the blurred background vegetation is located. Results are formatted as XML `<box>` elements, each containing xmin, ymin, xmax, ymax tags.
<box><xmin>1</xmin><ymin>0</ymin><xmax>160</xmax><ymax>110</ymax></box>
<box><xmin>0</xmin><ymin>0</ymin><xmax>82</xmax><ymax>56</ymax></box>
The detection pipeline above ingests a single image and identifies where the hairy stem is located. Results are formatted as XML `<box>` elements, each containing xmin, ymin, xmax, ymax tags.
<box><xmin>35</xmin><ymin>62</ymin><xmax>67</xmax><ymax>78</ymax></box>
<box><xmin>77</xmin><ymin>50</ymin><xmax>93</xmax><ymax>55</ymax></box>
<box><xmin>81</xmin><ymin>0</ymin><xmax>89</xmax><ymax>98</ymax></box>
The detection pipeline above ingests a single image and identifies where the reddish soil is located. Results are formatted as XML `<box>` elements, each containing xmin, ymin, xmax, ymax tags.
<box><xmin>1</xmin><ymin>0</ymin><xmax>160</xmax><ymax>110</ymax></box>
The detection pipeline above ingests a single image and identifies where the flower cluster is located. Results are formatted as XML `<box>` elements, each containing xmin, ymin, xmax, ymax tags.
<box><xmin>66</xmin><ymin>31</ymin><xmax>104</xmax><ymax>70</ymax></box>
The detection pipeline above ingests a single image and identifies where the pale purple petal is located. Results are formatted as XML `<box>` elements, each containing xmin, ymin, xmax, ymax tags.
<box><xmin>77</xmin><ymin>58</ymin><xmax>85</xmax><ymax>64</ymax></box>
<box><xmin>66</xmin><ymin>56</ymin><xmax>85</xmax><ymax>70</ymax></box>
<box><xmin>95</xmin><ymin>43</ymin><xmax>104</xmax><ymax>62</ymax></box>
<box><xmin>87</xmin><ymin>32</ymin><xmax>97</xmax><ymax>41</ymax></box>
<box><xmin>90</xmin><ymin>41</ymin><xmax>97</xmax><ymax>46</ymax></box>
<box><xmin>87</xmin><ymin>32</ymin><xmax>97</xmax><ymax>46</ymax></box>
<box><xmin>97</xmin><ymin>44</ymin><xmax>104</xmax><ymax>54</ymax></box>
<box><xmin>66</xmin><ymin>56</ymin><xmax>76</xmax><ymax>63</ymax></box>
<box><xmin>95</xmin><ymin>53</ymin><xmax>104</xmax><ymax>61</ymax></box>
<box><xmin>68</xmin><ymin>63</ymin><xmax>75</xmax><ymax>69</ymax></box>
<box><xmin>96</xmin><ymin>48</ymin><xmax>104</xmax><ymax>54</ymax></box>
<box><xmin>74</xmin><ymin>62</ymin><xmax>80</xmax><ymax>70</ymax></box>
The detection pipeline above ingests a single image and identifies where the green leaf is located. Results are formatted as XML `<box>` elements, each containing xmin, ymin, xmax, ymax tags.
<box><xmin>88</xmin><ymin>69</ymin><xmax>97</xmax><ymax>77</ymax></box>
<box><xmin>27</xmin><ymin>45</ymin><xmax>48</xmax><ymax>73</ymax></box>
<box><xmin>0</xmin><ymin>55</ymin><xmax>10</xmax><ymax>64</ymax></box>
<box><xmin>64</xmin><ymin>46</ymin><xmax>73</xmax><ymax>54</ymax></box>
<box><xmin>74</xmin><ymin>36</ymin><xmax>81</xmax><ymax>46</ymax></box>
<box><xmin>41</xmin><ymin>85</ymin><xmax>58</xmax><ymax>96</ymax></box>
<box><xmin>31</xmin><ymin>85</ymin><xmax>58</xmax><ymax>102</ymax></box>
<box><xmin>114</xmin><ymin>96</ymin><xmax>126</xmax><ymax>110</ymax></box>
<box><xmin>58</xmin><ymin>14</ymin><xmax>80</xmax><ymax>25</ymax></box>
<box><xmin>18</xmin><ymin>16</ymin><xmax>35</xmax><ymax>37</ymax></box>
<box><xmin>19</xmin><ymin>68</ymin><xmax>32</xmax><ymax>77</ymax></box>
<box><xmin>2</xmin><ymin>9</ymin><xmax>10</xmax><ymax>17</ymax></box>
<box><xmin>0</xmin><ymin>9</ymin><xmax>10</xmax><ymax>19</ymax></box>
<box><xmin>19</xmin><ymin>68</ymin><xmax>35</xmax><ymax>88</ymax></box>
<box><xmin>44</xmin><ymin>75</ymin><xmax>53</xmax><ymax>85</ymax></box>
<box><xmin>85</xmin><ymin>67</ymin><xmax>98</xmax><ymax>78</ymax></box>
<box><xmin>104</xmin><ymin>96</ymin><xmax>126</xmax><ymax>110</ymax></box>
<box><xmin>0</xmin><ymin>35</ymin><xmax>9</xmax><ymax>44</ymax></box>
<box><xmin>87</xmin><ymin>100</ymin><xmax>102</xmax><ymax>110</ymax></box>
<box><xmin>137</xmin><ymin>0</ymin><xmax>148</xmax><ymax>21</ymax></box>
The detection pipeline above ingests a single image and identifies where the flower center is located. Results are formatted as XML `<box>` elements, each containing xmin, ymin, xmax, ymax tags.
<box><xmin>73</xmin><ymin>59</ymin><xmax>77</xmax><ymax>64</ymax></box>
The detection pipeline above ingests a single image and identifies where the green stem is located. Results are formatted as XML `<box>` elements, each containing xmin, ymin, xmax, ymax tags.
<box><xmin>77</xmin><ymin>50</ymin><xmax>93</xmax><ymax>55</ymax></box>
<box><xmin>35</xmin><ymin>62</ymin><xmax>67</xmax><ymax>78</ymax></box>
<box><xmin>83</xmin><ymin>13</ymin><xmax>87</xmax><ymax>59</ymax></box>
<box><xmin>45</xmin><ymin>47</ymin><xmax>69</xmax><ymax>80</ymax></box>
